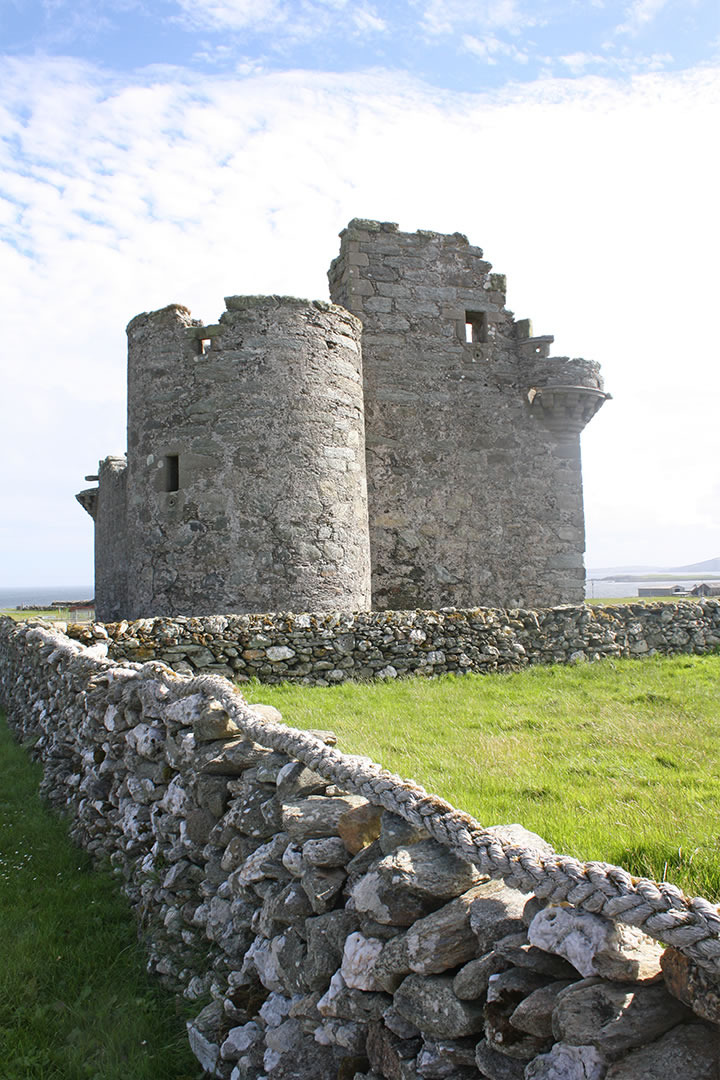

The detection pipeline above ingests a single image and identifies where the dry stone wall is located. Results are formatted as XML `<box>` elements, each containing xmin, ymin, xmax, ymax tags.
<box><xmin>61</xmin><ymin>599</ymin><xmax>720</xmax><ymax>685</ymax></box>
<box><xmin>2</xmin><ymin>616</ymin><xmax>720</xmax><ymax>1080</ymax></box>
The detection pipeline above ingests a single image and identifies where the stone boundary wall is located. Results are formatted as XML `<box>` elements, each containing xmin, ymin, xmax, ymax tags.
<box><xmin>63</xmin><ymin>599</ymin><xmax>720</xmax><ymax>685</ymax></box>
<box><xmin>1</xmin><ymin>617</ymin><xmax>719</xmax><ymax>1080</ymax></box>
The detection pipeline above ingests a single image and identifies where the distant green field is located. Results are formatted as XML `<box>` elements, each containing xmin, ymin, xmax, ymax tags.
<box><xmin>0</xmin><ymin>608</ymin><xmax>94</xmax><ymax>622</ymax></box>
<box><xmin>597</xmin><ymin>574</ymin><xmax>720</xmax><ymax>583</ymax></box>
<box><xmin>585</xmin><ymin>596</ymin><xmax>687</xmax><ymax>605</ymax></box>
<box><xmin>245</xmin><ymin>651</ymin><xmax>720</xmax><ymax>901</ymax></box>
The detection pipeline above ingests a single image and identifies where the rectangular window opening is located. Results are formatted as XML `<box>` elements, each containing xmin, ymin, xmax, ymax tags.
<box><xmin>198</xmin><ymin>337</ymin><xmax>212</xmax><ymax>355</ymax></box>
<box><xmin>164</xmin><ymin>454</ymin><xmax>179</xmax><ymax>492</ymax></box>
<box><xmin>465</xmin><ymin>310</ymin><xmax>488</xmax><ymax>344</ymax></box>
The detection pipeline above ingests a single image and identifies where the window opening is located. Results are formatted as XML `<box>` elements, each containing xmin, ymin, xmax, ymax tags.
<box><xmin>198</xmin><ymin>338</ymin><xmax>211</xmax><ymax>355</ymax></box>
<box><xmin>464</xmin><ymin>311</ymin><xmax>488</xmax><ymax>344</ymax></box>
<box><xmin>164</xmin><ymin>455</ymin><xmax>179</xmax><ymax>492</ymax></box>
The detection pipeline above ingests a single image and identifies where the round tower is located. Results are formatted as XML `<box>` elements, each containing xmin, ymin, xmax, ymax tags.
<box><xmin>125</xmin><ymin>297</ymin><xmax>370</xmax><ymax>618</ymax></box>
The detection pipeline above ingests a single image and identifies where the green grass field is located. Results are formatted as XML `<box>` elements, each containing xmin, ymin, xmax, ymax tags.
<box><xmin>245</xmin><ymin>652</ymin><xmax>720</xmax><ymax>901</ymax></box>
<box><xmin>586</xmin><ymin>596</ymin><xmax>689</xmax><ymax>605</ymax></box>
<box><xmin>0</xmin><ymin>609</ymin><xmax>94</xmax><ymax>622</ymax></box>
<box><xmin>0</xmin><ymin>716</ymin><xmax>203</xmax><ymax>1080</ymax></box>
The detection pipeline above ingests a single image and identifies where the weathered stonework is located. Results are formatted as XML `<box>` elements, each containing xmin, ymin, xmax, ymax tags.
<box><xmin>124</xmin><ymin>297</ymin><xmax>370</xmax><ymax>619</ymax></box>
<box><xmin>77</xmin><ymin>455</ymin><xmax>128</xmax><ymax>621</ymax></box>
<box><xmin>78</xmin><ymin>221</ymin><xmax>608</xmax><ymax>621</ymax></box>
<box><xmin>328</xmin><ymin>221</ymin><xmax>607</xmax><ymax>611</ymax></box>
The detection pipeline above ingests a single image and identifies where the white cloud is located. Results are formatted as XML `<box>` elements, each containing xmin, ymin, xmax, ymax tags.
<box><xmin>463</xmin><ymin>32</ymin><xmax>528</xmax><ymax>63</ymax></box>
<box><xmin>558</xmin><ymin>51</ymin><xmax>605</xmax><ymax>74</ymax></box>
<box><xmin>1</xmin><ymin>57</ymin><xmax>719</xmax><ymax>583</ymax></box>
<box><xmin>351</xmin><ymin>7</ymin><xmax>386</xmax><ymax>33</ymax></box>
<box><xmin>175</xmin><ymin>0</ymin><xmax>284</xmax><ymax>30</ymax></box>
<box><xmin>616</xmin><ymin>0</ymin><xmax>670</xmax><ymax>35</ymax></box>
<box><xmin>419</xmin><ymin>0</ymin><xmax>536</xmax><ymax>36</ymax></box>
<box><xmin>174</xmin><ymin>0</ymin><xmax>387</xmax><ymax>37</ymax></box>
<box><xmin>557</xmin><ymin>49</ymin><xmax>673</xmax><ymax>74</ymax></box>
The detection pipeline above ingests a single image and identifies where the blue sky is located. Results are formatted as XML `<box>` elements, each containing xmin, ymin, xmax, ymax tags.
<box><xmin>1</xmin><ymin>0</ymin><xmax>719</xmax><ymax>588</ymax></box>
<box><xmin>3</xmin><ymin>0</ymin><xmax>717</xmax><ymax>85</ymax></box>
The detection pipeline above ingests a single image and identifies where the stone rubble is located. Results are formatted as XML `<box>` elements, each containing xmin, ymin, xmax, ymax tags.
<box><xmin>1</xmin><ymin>615</ymin><xmax>719</xmax><ymax>1079</ymax></box>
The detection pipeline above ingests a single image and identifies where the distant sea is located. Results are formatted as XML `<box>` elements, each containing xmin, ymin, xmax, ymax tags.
<box><xmin>585</xmin><ymin>577</ymin><xmax>718</xmax><ymax>599</ymax></box>
<box><xmin>0</xmin><ymin>586</ymin><xmax>94</xmax><ymax>609</ymax></box>
<box><xmin>585</xmin><ymin>579</ymin><xmax>649</xmax><ymax>598</ymax></box>
<box><xmin>1</xmin><ymin>581</ymin><xmax>713</xmax><ymax>607</ymax></box>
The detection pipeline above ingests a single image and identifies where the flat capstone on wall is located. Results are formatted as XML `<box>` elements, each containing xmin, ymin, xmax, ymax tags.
<box><xmin>1</xmin><ymin>613</ymin><xmax>720</xmax><ymax>1080</ymax></box>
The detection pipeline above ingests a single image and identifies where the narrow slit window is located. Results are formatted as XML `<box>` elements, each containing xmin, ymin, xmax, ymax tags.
<box><xmin>164</xmin><ymin>454</ymin><xmax>179</xmax><ymax>492</ymax></box>
<box><xmin>465</xmin><ymin>310</ymin><xmax>488</xmax><ymax>344</ymax></box>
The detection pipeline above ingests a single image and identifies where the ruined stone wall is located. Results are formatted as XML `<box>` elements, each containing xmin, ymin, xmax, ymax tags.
<box><xmin>76</xmin><ymin>455</ymin><xmax>129</xmax><ymax>622</ymax></box>
<box><xmin>123</xmin><ymin>298</ymin><xmax>371</xmax><ymax>620</ymax></box>
<box><xmin>1</xmin><ymin>617</ymin><xmax>718</xmax><ymax>1080</ymax></box>
<box><xmin>95</xmin><ymin>455</ymin><xmax>129</xmax><ymax>621</ymax></box>
<box><xmin>62</xmin><ymin>600</ymin><xmax>720</xmax><ymax>685</ymax></box>
<box><xmin>329</xmin><ymin>220</ymin><xmax>607</xmax><ymax>611</ymax></box>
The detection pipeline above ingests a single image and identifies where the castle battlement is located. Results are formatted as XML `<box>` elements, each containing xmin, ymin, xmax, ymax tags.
<box><xmin>79</xmin><ymin>221</ymin><xmax>609</xmax><ymax>620</ymax></box>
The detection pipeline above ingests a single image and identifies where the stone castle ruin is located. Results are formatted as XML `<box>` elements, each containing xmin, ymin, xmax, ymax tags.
<box><xmin>77</xmin><ymin>220</ymin><xmax>609</xmax><ymax>622</ymax></box>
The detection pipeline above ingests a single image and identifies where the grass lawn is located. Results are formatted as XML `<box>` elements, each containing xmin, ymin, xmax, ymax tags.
<box><xmin>0</xmin><ymin>609</ymin><xmax>94</xmax><ymax>622</ymax></box>
<box><xmin>585</xmin><ymin>596</ymin><xmax>698</xmax><ymax>605</ymax></box>
<box><xmin>586</xmin><ymin>596</ymin><xmax>674</xmax><ymax>605</ymax></box>
<box><xmin>244</xmin><ymin>652</ymin><xmax>720</xmax><ymax>902</ymax></box>
<box><xmin>0</xmin><ymin>714</ymin><xmax>204</xmax><ymax>1080</ymax></box>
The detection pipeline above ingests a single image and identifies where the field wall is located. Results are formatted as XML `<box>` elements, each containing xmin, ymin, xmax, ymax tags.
<box><xmin>1</xmin><ymin>615</ymin><xmax>720</xmax><ymax>1080</ymax></box>
<box><xmin>63</xmin><ymin>599</ymin><xmax>720</xmax><ymax>685</ymax></box>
